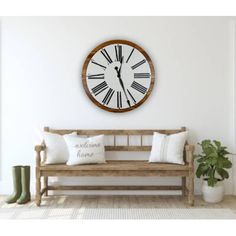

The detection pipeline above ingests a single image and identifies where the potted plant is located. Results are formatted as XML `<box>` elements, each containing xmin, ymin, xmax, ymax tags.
<box><xmin>195</xmin><ymin>140</ymin><xmax>232</xmax><ymax>203</ymax></box>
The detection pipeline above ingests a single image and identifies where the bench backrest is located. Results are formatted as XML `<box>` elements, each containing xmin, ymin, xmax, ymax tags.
<box><xmin>44</xmin><ymin>126</ymin><xmax>187</xmax><ymax>152</ymax></box>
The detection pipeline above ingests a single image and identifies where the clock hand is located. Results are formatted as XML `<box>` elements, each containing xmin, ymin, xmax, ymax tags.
<box><xmin>114</xmin><ymin>57</ymin><xmax>123</xmax><ymax>78</ymax></box>
<box><xmin>118</xmin><ymin>56</ymin><xmax>123</xmax><ymax>74</ymax></box>
<box><xmin>114</xmin><ymin>66</ymin><xmax>120</xmax><ymax>77</ymax></box>
<box><xmin>114</xmin><ymin>67</ymin><xmax>131</xmax><ymax>107</ymax></box>
<box><xmin>119</xmin><ymin>79</ymin><xmax>131</xmax><ymax>107</ymax></box>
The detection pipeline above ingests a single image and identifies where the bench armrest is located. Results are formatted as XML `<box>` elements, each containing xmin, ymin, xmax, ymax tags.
<box><xmin>35</xmin><ymin>144</ymin><xmax>46</xmax><ymax>167</ymax></box>
<box><xmin>185</xmin><ymin>144</ymin><xmax>195</xmax><ymax>167</ymax></box>
<box><xmin>35</xmin><ymin>144</ymin><xmax>46</xmax><ymax>152</ymax></box>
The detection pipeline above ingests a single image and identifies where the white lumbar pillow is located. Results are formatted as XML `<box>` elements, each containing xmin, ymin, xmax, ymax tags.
<box><xmin>65</xmin><ymin>135</ymin><xmax>106</xmax><ymax>165</ymax></box>
<box><xmin>43</xmin><ymin>132</ymin><xmax>76</xmax><ymax>164</ymax></box>
<box><xmin>149</xmin><ymin>131</ymin><xmax>188</xmax><ymax>165</ymax></box>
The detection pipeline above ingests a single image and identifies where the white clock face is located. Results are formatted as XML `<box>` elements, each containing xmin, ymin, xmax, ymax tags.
<box><xmin>82</xmin><ymin>40</ymin><xmax>155</xmax><ymax>112</ymax></box>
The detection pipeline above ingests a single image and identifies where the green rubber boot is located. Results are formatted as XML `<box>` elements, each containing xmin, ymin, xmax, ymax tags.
<box><xmin>5</xmin><ymin>166</ymin><xmax>22</xmax><ymax>204</ymax></box>
<box><xmin>17</xmin><ymin>166</ymin><xmax>31</xmax><ymax>204</ymax></box>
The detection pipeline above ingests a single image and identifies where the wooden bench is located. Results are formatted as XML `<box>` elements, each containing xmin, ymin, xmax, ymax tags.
<box><xmin>35</xmin><ymin>127</ymin><xmax>195</xmax><ymax>206</ymax></box>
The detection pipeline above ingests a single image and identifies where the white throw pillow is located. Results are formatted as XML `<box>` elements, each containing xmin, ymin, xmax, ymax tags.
<box><xmin>43</xmin><ymin>132</ymin><xmax>76</xmax><ymax>164</ymax></box>
<box><xmin>149</xmin><ymin>131</ymin><xmax>188</xmax><ymax>165</ymax></box>
<box><xmin>65</xmin><ymin>135</ymin><xmax>106</xmax><ymax>165</ymax></box>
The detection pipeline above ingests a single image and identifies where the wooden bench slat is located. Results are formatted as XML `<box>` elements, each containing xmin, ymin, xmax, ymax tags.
<box><xmin>40</xmin><ymin>160</ymin><xmax>190</xmax><ymax>171</ymax></box>
<box><xmin>105</xmin><ymin>146</ymin><xmax>151</xmax><ymax>151</ymax></box>
<box><xmin>48</xmin><ymin>129</ymin><xmax>184</xmax><ymax>136</ymax></box>
<box><xmin>41</xmin><ymin>170</ymin><xmax>189</xmax><ymax>177</ymax></box>
<box><xmin>47</xmin><ymin>185</ymin><xmax>183</xmax><ymax>191</ymax></box>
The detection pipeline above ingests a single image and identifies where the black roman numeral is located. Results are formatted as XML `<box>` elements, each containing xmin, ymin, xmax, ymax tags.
<box><xmin>126</xmin><ymin>48</ymin><xmax>134</xmax><ymax>63</ymax></box>
<box><xmin>87</xmin><ymin>73</ymin><xmax>104</xmax><ymax>80</ymax></box>
<box><xmin>131</xmin><ymin>81</ymin><xmax>147</xmax><ymax>94</ymax></box>
<box><xmin>101</xmin><ymin>48</ymin><xmax>113</xmax><ymax>64</ymax></box>
<box><xmin>102</xmin><ymin>88</ymin><xmax>115</xmax><ymax>105</ymax></box>
<box><xmin>131</xmin><ymin>59</ymin><xmax>146</xmax><ymax>70</ymax></box>
<box><xmin>115</xmin><ymin>45</ymin><xmax>122</xmax><ymax>62</ymax></box>
<box><xmin>117</xmin><ymin>91</ymin><xmax>122</xmax><ymax>109</ymax></box>
<box><xmin>127</xmin><ymin>89</ymin><xmax>136</xmax><ymax>104</ymax></box>
<box><xmin>134</xmin><ymin>73</ymin><xmax>150</xmax><ymax>79</ymax></box>
<box><xmin>91</xmin><ymin>81</ymin><xmax>108</xmax><ymax>96</ymax></box>
<box><xmin>91</xmin><ymin>60</ymin><xmax>106</xmax><ymax>70</ymax></box>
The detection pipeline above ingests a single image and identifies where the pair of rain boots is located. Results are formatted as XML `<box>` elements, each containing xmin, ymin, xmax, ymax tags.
<box><xmin>6</xmin><ymin>166</ymin><xmax>31</xmax><ymax>204</ymax></box>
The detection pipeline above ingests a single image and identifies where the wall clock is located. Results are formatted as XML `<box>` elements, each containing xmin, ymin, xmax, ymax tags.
<box><xmin>82</xmin><ymin>40</ymin><xmax>155</xmax><ymax>113</ymax></box>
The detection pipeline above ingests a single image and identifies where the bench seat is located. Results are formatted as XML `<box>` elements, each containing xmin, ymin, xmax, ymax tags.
<box><xmin>40</xmin><ymin>160</ymin><xmax>190</xmax><ymax>171</ymax></box>
<box><xmin>40</xmin><ymin>161</ymin><xmax>190</xmax><ymax>177</ymax></box>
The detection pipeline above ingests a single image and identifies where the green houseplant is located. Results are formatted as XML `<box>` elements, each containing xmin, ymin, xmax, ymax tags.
<box><xmin>195</xmin><ymin>140</ymin><xmax>232</xmax><ymax>203</ymax></box>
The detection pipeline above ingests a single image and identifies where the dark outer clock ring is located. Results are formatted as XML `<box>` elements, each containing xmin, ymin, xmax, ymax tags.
<box><xmin>82</xmin><ymin>39</ymin><xmax>155</xmax><ymax>113</ymax></box>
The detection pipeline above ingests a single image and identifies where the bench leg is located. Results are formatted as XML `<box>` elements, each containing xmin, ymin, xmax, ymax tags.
<box><xmin>44</xmin><ymin>176</ymin><xmax>48</xmax><ymax>196</ymax></box>
<box><xmin>35</xmin><ymin>169</ymin><xmax>41</xmax><ymax>206</ymax></box>
<box><xmin>188</xmin><ymin>174</ymin><xmax>194</xmax><ymax>206</ymax></box>
<box><xmin>182</xmin><ymin>177</ymin><xmax>186</xmax><ymax>196</ymax></box>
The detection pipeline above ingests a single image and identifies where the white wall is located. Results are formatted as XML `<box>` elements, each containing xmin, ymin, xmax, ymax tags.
<box><xmin>0</xmin><ymin>16</ymin><xmax>235</xmax><ymax>195</ymax></box>
<box><xmin>233</xmin><ymin>22</ymin><xmax>236</xmax><ymax>195</ymax></box>
<box><xmin>0</xmin><ymin>18</ymin><xmax>2</xmax><ymax>182</ymax></box>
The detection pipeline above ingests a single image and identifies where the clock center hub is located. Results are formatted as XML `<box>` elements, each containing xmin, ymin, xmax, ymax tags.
<box><xmin>104</xmin><ymin>62</ymin><xmax>133</xmax><ymax>91</ymax></box>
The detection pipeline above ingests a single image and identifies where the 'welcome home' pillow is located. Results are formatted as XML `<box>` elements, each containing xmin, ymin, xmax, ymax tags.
<box><xmin>64</xmin><ymin>135</ymin><xmax>106</xmax><ymax>165</ymax></box>
<box><xmin>149</xmin><ymin>131</ymin><xmax>188</xmax><ymax>165</ymax></box>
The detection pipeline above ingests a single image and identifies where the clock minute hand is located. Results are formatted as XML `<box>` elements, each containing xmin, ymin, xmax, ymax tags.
<box><xmin>119</xmin><ymin>78</ymin><xmax>131</xmax><ymax>107</ymax></box>
<box><xmin>114</xmin><ymin>67</ymin><xmax>131</xmax><ymax>107</ymax></box>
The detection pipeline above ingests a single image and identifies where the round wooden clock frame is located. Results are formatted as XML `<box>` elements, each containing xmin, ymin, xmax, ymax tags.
<box><xmin>82</xmin><ymin>39</ymin><xmax>155</xmax><ymax>113</ymax></box>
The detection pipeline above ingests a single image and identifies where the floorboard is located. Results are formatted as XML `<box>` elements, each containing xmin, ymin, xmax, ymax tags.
<box><xmin>0</xmin><ymin>195</ymin><xmax>236</xmax><ymax>211</ymax></box>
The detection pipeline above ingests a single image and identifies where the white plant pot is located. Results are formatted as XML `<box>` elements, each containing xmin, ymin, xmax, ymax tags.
<box><xmin>202</xmin><ymin>180</ymin><xmax>224</xmax><ymax>203</ymax></box>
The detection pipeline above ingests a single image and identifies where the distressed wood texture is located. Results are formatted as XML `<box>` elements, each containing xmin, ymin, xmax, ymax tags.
<box><xmin>35</xmin><ymin>127</ymin><xmax>195</xmax><ymax>206</ymax></box>
<box><xmin>47</xmin><ymin>186</ymin><xmax>183</xmax><ymax>191</ymax></box>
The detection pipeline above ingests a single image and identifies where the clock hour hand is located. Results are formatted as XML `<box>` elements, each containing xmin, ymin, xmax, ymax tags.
<box><xmin>114</xmin><ymin>66</ymin><xmax>131</xmax><ymax>107</ymax></box>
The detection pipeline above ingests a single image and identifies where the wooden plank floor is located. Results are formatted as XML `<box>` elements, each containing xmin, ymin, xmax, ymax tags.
<box><xmin>1</xmin><ymin>195</ymin><xmax>236</xmax><ymax>211</ymax></box>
